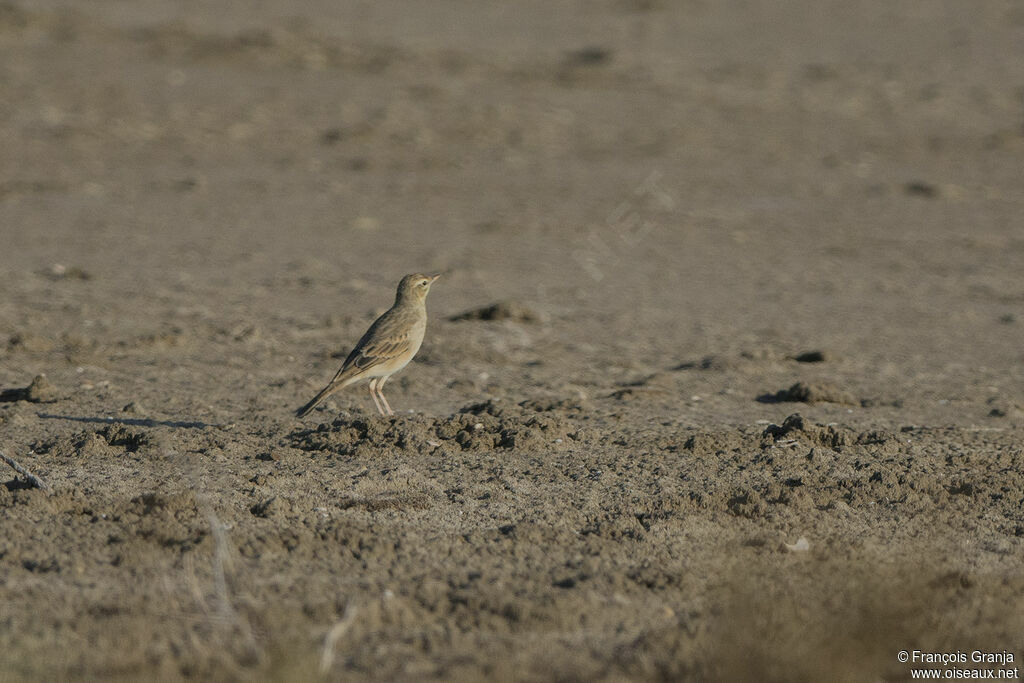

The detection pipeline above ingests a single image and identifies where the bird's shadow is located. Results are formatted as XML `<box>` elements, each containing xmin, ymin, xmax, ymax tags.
<box><xmin>37</xmin><ymin>413</ymin><xmax>217</xmax><ymax>430</ymax></box>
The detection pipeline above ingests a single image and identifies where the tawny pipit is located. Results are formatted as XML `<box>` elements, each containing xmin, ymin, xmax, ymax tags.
<box><xmin>296</xmin><ymin>273</ymin><xmax>440</xmax><ymax>418</ymax></box>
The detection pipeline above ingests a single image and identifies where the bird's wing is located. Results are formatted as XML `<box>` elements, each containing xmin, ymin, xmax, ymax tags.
<box><xmin>329</xmin><ymin>310</ymin><xmax>413</xmax><ymax>383</ymax></box>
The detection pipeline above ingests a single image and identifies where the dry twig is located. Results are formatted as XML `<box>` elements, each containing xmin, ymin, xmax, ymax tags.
<box><xmin>0</xmin><ymin>450</ymin><xmax>50</xmax><ymax>491</ymax></box>
<box><xmin>320</xmin><ymin>601</ymin><xmax>359</xmax><ymax>674</ymax></box>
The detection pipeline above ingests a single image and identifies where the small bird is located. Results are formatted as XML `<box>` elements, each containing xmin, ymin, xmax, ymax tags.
<box><xmin>296</xmin><ymin>273</ymin><xmax>440</xmax><ymax>418</ymax></box>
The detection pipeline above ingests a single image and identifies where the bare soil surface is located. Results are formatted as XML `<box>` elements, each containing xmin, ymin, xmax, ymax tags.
<box><xmin>1</xmin><ymin>1</ymin><xmax>1023</xmax><ymax>680</ymax></box>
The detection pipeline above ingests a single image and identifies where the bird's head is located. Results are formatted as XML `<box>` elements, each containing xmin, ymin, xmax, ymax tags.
<box><xmin>397</xmin><ymin>272</ymin><xmax>441</xmax><ymax>303</ymax></box>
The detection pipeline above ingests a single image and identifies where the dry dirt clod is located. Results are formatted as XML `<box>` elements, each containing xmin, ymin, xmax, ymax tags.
<box><xmin>42</xmin><ymin>263</ymin><xmax>92</xmax><ymax>280</ymax></box>
<box><xmin>122</xmin><ymin>401</ymin><xmax>144</xmax><ymax>414</ymax></box>
<box><xmin>790</xmin><ymin>350</ymin><xmax>833</xmax><ymax>363</ymax></box>
<box><xmin>26</xmin><ymin>375</ymin><xmax>60</xmax><ymax>402</ymax></box>
<box><xmin>448</xmin><ymin>301</ymin><xmax>540</xmax><ymax>323</ymax></box>
<box><xmin>0</xmin><ymin>374</ymin><xmax>61</xmax><ymax>403</ymax></box>
<box><xmin>761</xmin><ymin>381</ymin><xmax>855</xmax><ymax>405</ymax></box>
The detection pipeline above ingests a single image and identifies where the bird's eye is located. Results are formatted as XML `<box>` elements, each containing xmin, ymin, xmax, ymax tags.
<box><xmin>420</xmin><ymin>280</ymin><xmax>429</xmax><ymax>287</ymax></box>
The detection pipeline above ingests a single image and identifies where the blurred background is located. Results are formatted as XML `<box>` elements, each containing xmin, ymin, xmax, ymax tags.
<box><xmin>3</xmin><ymin>1</ymin><xmax>1022</xmax><ymax>355</ymax></box>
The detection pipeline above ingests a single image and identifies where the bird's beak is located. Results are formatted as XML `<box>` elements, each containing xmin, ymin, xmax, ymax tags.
<box><xmin>428</xmin><ymin>273</ymin><xmax>442</xmax><ymax>283</ymax></box>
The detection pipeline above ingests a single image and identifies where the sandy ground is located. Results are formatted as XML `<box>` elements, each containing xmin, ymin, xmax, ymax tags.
<box><xmin>1</xmin><ymin>1</ymin><xmax>1023</xmax><ymax>680</ymax></box>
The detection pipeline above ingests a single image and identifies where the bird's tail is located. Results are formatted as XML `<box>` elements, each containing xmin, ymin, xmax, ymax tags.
<box><xmin>295</xmin><ymin>383</ymin><xmax>336</xmax><ymax>418</ymax></box>
<box><xmin>295</xmin><ymin>373</ymin><xmax>359</xmax><ymax>418</ymax></box>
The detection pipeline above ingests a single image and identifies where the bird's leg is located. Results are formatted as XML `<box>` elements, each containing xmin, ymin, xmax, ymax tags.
<box><xmin>367</xmin><ymin>378</ymin><xmax>385</xmax><ymax>416</ymax></box>
<box><xmin>377</xmin><ymin>376</ymin><xmax>394</xmax><ymax>416</ymax></box>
